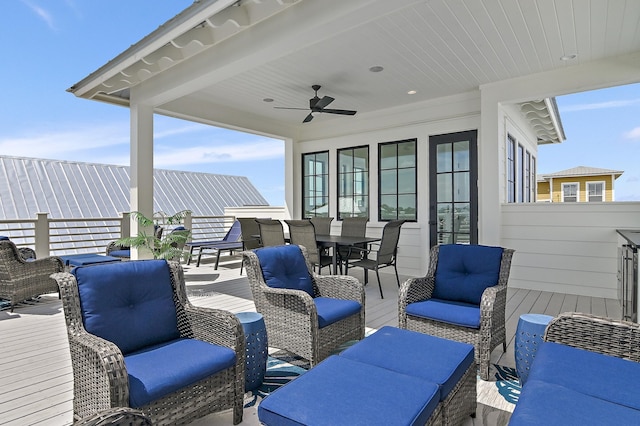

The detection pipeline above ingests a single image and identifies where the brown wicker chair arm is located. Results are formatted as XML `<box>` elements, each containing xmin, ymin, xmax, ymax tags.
<box><xmin>69</xmin><ymin>330</ymin><xmax>130</xmax><ymax>408</ymax></box>
<box><xmin>74</xmin><ymin>407</ymin><xmax>152</xmax><ymax>426</ymax></box>
<box><xmin>313</xmin><ymin>274</ymin><xmax>364</xmax><ymax>304</ymax></box>
<box><xmin>399</xmin><ymin>276</ymin><xmax>435</xmax><ymax>306</ymax></box>
<box><xmin>544</xmin><ymin>312</ymin><xmax>640</xmax><ymax>361</ymax></box>
<box><xmin>16</xmin><ymin>255</ymin><xmax>64</xmax><ymax>273</ymax></box>
<box><xmin>181</xmin><ymin>304</ymin><xmax>245</xmax><ymax>352</ymax></box>
<box><xmin>259</xmin><ymin>285</ymin><xmax>317</xmax><ymax>314</ymax></box>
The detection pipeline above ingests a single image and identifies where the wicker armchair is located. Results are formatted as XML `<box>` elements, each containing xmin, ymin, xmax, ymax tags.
<box><xmin>74</xmin><ymin>407</ymin><xmax>153</xmax><ymax>426</ymax></box>
<box><xmin>52</xmin><ymin>260</ymin><xmax>245</xmax><ymax>425</ymax></box>
<box><xmin>399</xmin><ymin>244</ymin><xmax>514</xmax><ymax>380</ymax></box>
<box><xmin>243</xmin><ymin>245</ymin><xmax>365</xmax><ymax>367</ymax></box>
<box><xmin>0</xmin><ymin>240</ymin><xmax>63</xmax><ymax>312</ymax></box>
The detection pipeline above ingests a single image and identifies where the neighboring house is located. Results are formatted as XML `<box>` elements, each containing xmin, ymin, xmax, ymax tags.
<box><xmin>537</xmin><ymin>166</ymin><xmax>623</xmax><ymax>203</ymax></box>
<box><xmin>66</xmin><ymin>1</ymin><xmax>640</xmax><ymax>289</ymax></box>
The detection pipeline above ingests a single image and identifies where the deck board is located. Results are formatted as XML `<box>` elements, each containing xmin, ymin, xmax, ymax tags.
<box><xmin>0</xmin><ymin>263</ymin><xmax>624</xmax><ymax>426</ymax></box>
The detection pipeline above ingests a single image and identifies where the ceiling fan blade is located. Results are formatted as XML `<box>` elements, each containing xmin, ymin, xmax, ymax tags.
<box><xmin>320</xmin><ymin>109</ymin><xmax>357</xmax><ymax>116</ymax></box>
<box><xmin>303</xmin><ymin>113</ymin><xmax>314</xmax><ymax>123</ymax></box>
<box><xmin>274</xmin><ymin>107</ymin><xmax>310</xmax><ymax>110</ymax></box>
<box><xmin>314</xmin><ymin>95</ymin><xmax>334</xmax><ymax>110</ymax></box>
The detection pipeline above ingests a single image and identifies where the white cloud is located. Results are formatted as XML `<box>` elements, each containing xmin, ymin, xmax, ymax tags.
<box><xmin>624</xmin><ymin>126</ymin><xmax>640</xmax><ymax>140</ymax></box>
<box><xmin>154</xmin><ymin>140</ymin><xmax>284</xmax><ymax>167</ymax></box>
<box><xmin>561</xmin><ymin>98</ymin><xmax>640</xmax><ymax>112</ymax></box>
<box><xmin>22</xmin><ymin>1</ymin><xmax>56</xmax><ymax>31</ymax></box>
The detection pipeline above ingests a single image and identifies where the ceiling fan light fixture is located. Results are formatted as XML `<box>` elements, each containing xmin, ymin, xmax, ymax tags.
<box><xmin>560</xmin><ymin>54</ymin><xmax>577</xmax><ymax>61</ymax></box>
<box><xmin>263</xmin><ymin>98</ymin><xmax>274</xmax><ymax>102</ymax></box>
<box><xmin>407</xmin><ymin>90</ymin><xmax>417</xmax><ymax>95</ymax></box>
<box><xmin>369</xmin><ymin>65</ymin><xmax>384</xmax><ymax>73</ymax></box>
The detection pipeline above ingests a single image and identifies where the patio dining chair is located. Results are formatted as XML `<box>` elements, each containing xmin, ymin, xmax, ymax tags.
<box><xmin>337</xmin><ymin>216</ymin><xmax>369</xmax><ymax>273</ymax></box>
<box><xmin>309</xmin><ymin>216</ymin><xmax>334</xmax><ymax>235</ymax></box>
<box><xmin>242</xmin><ymin>244</ymin><xmax>365</xmax><ymax>367</ymax></box>
<box><xmin>255</xmin><ymin>219</ymin><xmax>286</xmax><ymax>247</ymax></box>
<box><xmin>52</xmin><ymin>259</ymin><xmax>245</xmax><ymax>424</ymax></box>
<box><xmin>0</xmin><ymin>239</ymin><xmax>64</xmax><ymax>311</ymax></box>
<box><xmin>346</xmin><ymin>220</ymin><xmax>405</xmax><ymax>298</ymax></box>
<box><xmin>285</xmin><ymin>219</ymin><xmax>333</xmax><ymax>274</ymax></box>
<box><xmin>398</xmin><ymin>244</ymin><xmax>515</xmax><ymax>380</ymax></box>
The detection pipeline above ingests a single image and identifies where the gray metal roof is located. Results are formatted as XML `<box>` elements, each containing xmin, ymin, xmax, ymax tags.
<box><xmin>538</xmin><ymin>166</ymin><xmax>624</xmax><ymax>181</ymax></box>
<box><xmin>0</xmin><ymin>155</ymin><xmax>268</xmax><ymax>220</ymax></box>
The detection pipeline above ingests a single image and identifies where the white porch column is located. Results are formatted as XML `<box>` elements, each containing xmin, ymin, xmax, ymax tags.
<box><xmin>478</xmin><ymin>89</ymin><xmax>502</xmax><ymax>246</ymax></box>
<box><xmin>130</xmin><ymin>103</ymin><xmax>154</xmax><ymax>260</ymax></box>
<box><xmin>284</xmin><ymin>137</ymin><xmax>295</xmax><ymax>218</ymax></box>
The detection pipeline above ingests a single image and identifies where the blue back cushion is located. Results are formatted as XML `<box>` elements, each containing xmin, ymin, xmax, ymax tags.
<box><xmin>73</xmin><ymin>260</ymin><xmax>180</xmax><ymax>354</ymax></box>
<box><xmin>224</xmin><ymin>221</ymin><xmax>242</xmax><ymax>242</ymax></box>
<box><xmin>432</xmin><ymin>244</ymin><xmax>503</xmax><ymax>305</ymax></box>
<box><xmin>0</xmin><ymin>236</ymin><xmax>9</xmax><ymax>241</ymax></box>
<box><xmin>255</xmin><ymin>245</ymin><xmax>314</xmax><ymax>297</ymax></box>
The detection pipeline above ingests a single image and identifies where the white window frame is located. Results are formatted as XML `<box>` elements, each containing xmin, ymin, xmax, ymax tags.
<box><xmin>562</xmin><ymin>182</ymin><xmax>579</xmax><ymax>202</ymax></box>
<box><xmin>587</xmin><ymin>181</ymin><xmax>605</xmax><ymax>202</ymax></box>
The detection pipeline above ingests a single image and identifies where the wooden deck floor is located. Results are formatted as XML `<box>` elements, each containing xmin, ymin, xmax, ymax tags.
<box><xmin>0</xmin><ymin>254</ymin><xmax>622</xmax><ymax>425</ymax></box>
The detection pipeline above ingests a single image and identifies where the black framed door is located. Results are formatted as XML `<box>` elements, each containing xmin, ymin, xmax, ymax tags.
<box><xmin>429</xmin><ymin>130</ymin><xmax>478</xmax><ymax>246</ymax></box>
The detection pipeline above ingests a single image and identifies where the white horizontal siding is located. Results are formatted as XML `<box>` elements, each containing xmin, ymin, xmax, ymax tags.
<box><xmin>501</xmin><ymin>202</ymin><xmax>640</xmax><ymax>298</ymax></box>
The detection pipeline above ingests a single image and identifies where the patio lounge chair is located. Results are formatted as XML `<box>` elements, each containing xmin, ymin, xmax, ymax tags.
<box><xmin>243</xmin><ymin>244</ymin><xmax>365</xmax><ymax>366</ymax></box>
<box><xmin>52</xmin><ymin>259</ymin><xmax>245</xmax><ymax>424</ymax></box>
<box><xmin>399</xmin><ymin>244</ymin><xmax>514</xmax><ymax>380</ymax></box>
<box><xmin>346</xmin><ymin>220</ymin><xmax>405</xmax><ymax>298</ymax></box>
<box><xmin>0</xmin><ymin>239</ymin><xmax>64</xmax><ymax>311</ymax></box>
<box><xmin>185</xmin><ymin>220</ymin><xmax>243</xmax><ymax>267</ymax></box>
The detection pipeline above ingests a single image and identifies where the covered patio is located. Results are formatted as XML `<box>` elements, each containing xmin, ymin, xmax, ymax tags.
<box><xmin>0</xmin><ymin>254</ymin><xmax>621</xmax><ymax>425</ymax></box>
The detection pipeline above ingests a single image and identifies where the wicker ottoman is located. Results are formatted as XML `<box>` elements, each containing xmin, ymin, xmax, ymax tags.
<box><xmin>340</xmin><ymin>326</ymin><xmax>476</xmax><ymax>426</ymax></box>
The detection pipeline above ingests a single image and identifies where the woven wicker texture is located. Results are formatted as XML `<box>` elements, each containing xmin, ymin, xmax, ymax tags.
<box><xmin>544</xmin><ymin>312</ymin><xmax>640</xmax><ymax>361</ymax></box>
<box><xmin>242</xmin><ymin>245</ymin><xmax>365</xmax><ymax>367</ymax></box>
<box><xmin>255</xmin><ymin>219</ymin><xmax>286</xmax><ymax>247</ymax></box>
<box><xmin>399</xmin><ymin>244</ymin><xmax>515</xmax><ymax>380</ymax></box>
<box><xmin>74</xmin><ymin>407</ymin><xmax>153</xmax><ymax>426</ymax></box>
<box><xmin>52</xmin><ymin>260</ymin><xmax>245</xmax><ymax>425</ymax></box>
<box><xmin>0</xmin><ymin>240</ymin><xmax>63</xmax><ymax>311</ymax></box>
<box><xmin>285</xmin><ymin>219</ymin><xmax>333</xmax><ymax>274</ymax></box>
<box><xmin>347</xmin><ymin>220</ymin><xmax>405</xmax><ymax>298</ymax></box>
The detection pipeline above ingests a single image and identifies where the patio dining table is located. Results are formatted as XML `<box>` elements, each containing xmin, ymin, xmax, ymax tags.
<box><xmin>315</xmin><ymin>234</ymin><xmax>381</xmax><ymax>274</ymax></box>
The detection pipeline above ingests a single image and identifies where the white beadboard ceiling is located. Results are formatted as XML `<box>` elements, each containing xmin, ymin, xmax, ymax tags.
<box><xmin>69</xmin><ymin>0</ymin><xmax>640</xmax><ymax>134</ymax></box>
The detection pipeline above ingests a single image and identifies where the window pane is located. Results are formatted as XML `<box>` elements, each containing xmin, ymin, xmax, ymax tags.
<box><xmin>354</xmin><ymin>195</ymin><xmax>368</xmax><ymax>216</ymax></box>
<box><xmin>454</xmin><ymin>172</ymin><xmax>470</xmax><ymax>202</ymax></box>
<box><xmin>355</xmin><ymin>170</ymin><xmax>368</xmax><ymax>195</ymax></box>
<box><xmin>338</xmin><ymin>147</ymin><xmax>369</xmax><ymax>219</ymax></box>
<box><xmin>398</xmin><ymin>168</ymin><xmax>416</xmax><ymax>193</ymax></box>
<box><xmin>380</xmin><ymin>169</ymin><xmax>397</xmax><ymax>194</ymax></box>
<box><xmin>437</xmin><ymin>174</ymin><xmax>452</xmax><ymax>202</ymax></box>
<box><xmin>339</xmin><ymin>150</ymin><xmax>354</xmax><ymax>172</ymax></box>
<box><xmin>398</xmin><ymin>141</ymin><xmax>416</xmax><ymax>168</ymax></box>
<box><xmin>380</xmin><ymin>195</ymin><xmax>397</xmax><ymax>220</ymax></box>
<box><xmin>437</xmin><ymin>203</ymin><xmax>453</xmax><ymax>232</ymax></box>
<box><xmin>353</xmin><ymin>147</ymin><xmax>369</xmax><ymax>171</ymax></box>
<box><xmin>398</xmin><ymin>194</ymin><xmax>416</xmax><ymax>220</ymax></box>
<box><xmin>453</xmin><ymin>141</ymin><xmax>469</xmax><ymax>171</ymax></box>
<box><xmin>341</xmin><ymin>173</ymin><xmax>354</xmax><ymax>196</ymax></box>
<box><xmin>437</xmin><ymin>144</ymin><xmax>452</xmax><ymax>173</ymax></box>
<box><xmin>380</xmin><ymin>144</ymin><xmax>397</xmax><ymax>169</ymax></box>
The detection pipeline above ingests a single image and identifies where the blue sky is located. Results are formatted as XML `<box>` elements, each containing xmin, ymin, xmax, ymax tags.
<box><xmin>2</xmin><ymin>1</ymin><xmax>639</xmax><ymax>205</ymax></box>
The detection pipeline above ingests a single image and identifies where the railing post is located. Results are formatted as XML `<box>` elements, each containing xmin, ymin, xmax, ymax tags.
<box><xmin>35</xmin><ymin>213</ymin><xmax>50</xmax><ymax>258</ymax></box>
<box><xmin>184</xmin><ymin>211</ymin><xmax>193</xmax><ymax>242</ymax></box>
<box><xmin>120</xmin><ymin>212</ymin><xmax>131</xmax><ymax>239</ymax></box>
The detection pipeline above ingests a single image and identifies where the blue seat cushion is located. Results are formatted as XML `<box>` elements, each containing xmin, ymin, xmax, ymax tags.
<box><xmin>405</xmin><ymin>298</ymin><xmax>480</xmax><ymax>328</ymax></box>
<box><xmin>340</xmin><ymin>326</ymin><xmax>474</xmax><ymax>400</ymax></box>
<box><xmin>109</xmin><ymin>249</ymin><xmax>131</xmax><ymax>258</ymax></box>
<box><xmin>314</xmin><ymin>297</ymin><xmax>361</xmax><ymax>328</ymax></box>
<box><xmin>433</xmin><ymin>244</ymin><xmax>503</xmax><ymax>305</ymax></box>
<box><xmin>510</xmin><ymin>379</ymin><xmax>640</xmax><ymax>426</ymax></box>
<box><xmin>125</xmin><ymin>338</ymin><xmax>236</xmax><ymax>408</ymax></box>
<box><xmin>255</xmin><ymin>245</ymin><xmax>314</xmax><ymax>297</ymax></box>
<box><xmin>73</xmin><ymin>260</ymin><xmax>180</xmax><ymax>354</ymax></box>
<box><xmin>527</xmin><ymin>342</ymin><xmax>640</xmax><ymax>410</ymax></box>
<box><xmin>258</xmin><ymin>355</ymin><xmax>440</xmax><ymax>426</ymax></box>
<box><xmin>0</xmin><ymin>236</ymin><xmax>9</xmax><ymax>241</ymax></box>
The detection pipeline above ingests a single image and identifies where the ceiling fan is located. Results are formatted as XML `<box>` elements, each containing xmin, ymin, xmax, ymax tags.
<box><xmin>275</xmin><ymin>85</ymin><xmax>357</xmax><ymax>123</ymax></box>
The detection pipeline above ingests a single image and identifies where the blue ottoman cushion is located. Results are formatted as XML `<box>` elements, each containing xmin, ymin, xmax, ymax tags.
<box><xmin>405</xmin><ymin>299</ymin><xmax>480</xmax><ymax>328</ymax></box>
<box><xmin>255</xmin><ymin>245</ymin><xmax>314</xmax><ymax>297</ymax></box>
<box><xmin>433</xmin><ymin>244</ymin><xmax>503</xmax><ymax>305</ymax></box>
<box><xmin>340</xmin><ymin>326</ymin><xmax>474</xmax><ymax>400</ymax></box>
<box><xmin>258</xmin><ymin>355</ymin><xmax>440</xmax><ymax>426</ymax></box>
<box><xmin>314</xmin><ymin>297</ymin><xmax>361</xmax><ymax>328</ymax></box>
<box><xmin>527</xmin><ymin>342</ymin><xmax>640</xmax><ymax>411</ymax></box>
<box><xmin>125</xmin><ymin>338</ymin><xmax>236</xmax><ymax>408</ymax></box>
<box><xmin>73</xmin><ymin>260</ymin><xmax>180</xmax><ymax>354</ymax></box>
<box><xmin>510</xmin><ymin>379</ymin><xmax>640</xmax><ymax>426</ymax></box>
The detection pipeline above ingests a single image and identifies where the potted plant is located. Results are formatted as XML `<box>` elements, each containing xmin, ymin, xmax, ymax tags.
<box><xmin>117</xmin><ymin>210</ymin><xmax>191</xmax><ymax>260</ymax></box>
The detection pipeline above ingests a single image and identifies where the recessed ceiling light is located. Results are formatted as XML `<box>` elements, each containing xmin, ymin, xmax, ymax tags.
<box><xmin>560</xmin><ymin>54</ymin><xmax>577</xmax><ymax>61</ymax></box>
<box><xmin>369</xmin><ymin>66</ymin><xmax>384</xmax><ymax>73</ymax></box>
<box><xmin>263</xmin><ymin>98</ymin><xmax>274</xmax><ymax>102</ymax></box>
<box><xmin>407</xmin><ymin>90</ymin><xmax>417</xmax><ymax>95</ymax></box>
